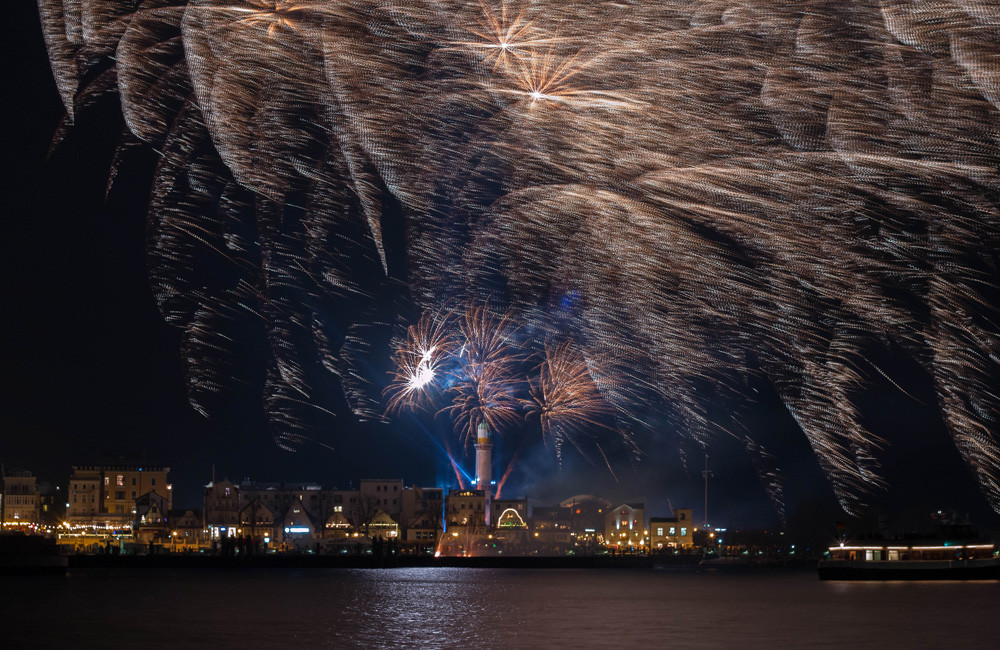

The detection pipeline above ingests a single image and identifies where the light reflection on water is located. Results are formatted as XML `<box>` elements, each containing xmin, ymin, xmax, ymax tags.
<box><xmin>2</xmin><ymin>568</ymin><xmax>997</xmax><ymax>648</ymax></box>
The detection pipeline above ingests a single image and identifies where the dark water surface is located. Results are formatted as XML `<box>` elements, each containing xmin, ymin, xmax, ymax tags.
<box><xmin>2</xmin><ymin>567</ymin><xmax>996</xmax><ymax>648</ymax></box>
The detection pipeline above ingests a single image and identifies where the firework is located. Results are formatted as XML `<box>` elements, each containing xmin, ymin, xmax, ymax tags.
<box><xmin>525</xmin><ymin>341</ymin><xmax>617</xmax><ymax>461</ymax></box>
<box><xmin>441</xmin><ymin>306</ymin><xmax>524</xmax><ymax>448</ymax></box>
<box><xmin>40</xmin><ymin>0</ymin><xmax>1000</xmax><ymax>516</ymax></box>
<box><xmin>384</xmin><ymin>309</ymin><xmax>456</xmax><ymax>415</ymax></box>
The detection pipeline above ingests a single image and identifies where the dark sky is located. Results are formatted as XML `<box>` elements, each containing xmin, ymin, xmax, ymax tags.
<box><xmin>5</xmin><ymin>3</ymin><xmax>999</xmax><ymax>535</ymax></box>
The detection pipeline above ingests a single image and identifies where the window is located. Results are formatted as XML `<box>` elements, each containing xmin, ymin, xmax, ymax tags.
<box><xmin>151</xmin><ymin>478</ymin><xmax>156</xmax><ymax>487</ymax></box>
<box><xmin>669</xmin><ymin>527</ymin><xmax>676</xmax><ymax>535</ymax></box>
<box><xmin>657</xmin><ymin>527</ymin><xmax>664</xmax><ymax>536</ymax></box>
<box><xmin>116</xmin><ymin>491</ymin><xmax>125</xmax><ymax>500</ymax></box>
<box><xmin>132</xmin><ymin>477</ymin><xmax>137</xmax><ymax>486</ymax></box>
<box><xmin>393</xmin><ymin>485</ymin><xmax>398</xmax><ymax>492</ymax></box>
<box><xmin>116</xmin><ymin>475</ymin><xmax>124</xmax><ymax>487</ymax></box>
<box><xmin>104</xmin><ymin>477</ymin><xmax>110</xmax><ymax>486</ymax></box>
<box><xmin>334</xmin><ymin>505</ymin><xmax>343</xmax><ymax>512</ymax></box>
<box><xmin>680</xmin><ymin>527</ymin><xmax>687</xmax><ymax>536</ymax></box>
<box><xmin>131</xmin><ymin>491</ymin><xmax>137</xmax><ymax>499</ymax></box>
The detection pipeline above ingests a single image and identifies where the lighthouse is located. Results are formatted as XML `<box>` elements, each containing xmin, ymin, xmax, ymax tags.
<box><xmin>474</xmin><ymin>422</ymin><xmax>492</xmax><ymax>491</ymax></box>
<box><xmin>474</xmin><ymin>422</ymin><xmax>493</xmax><ymax>525</ymax></box>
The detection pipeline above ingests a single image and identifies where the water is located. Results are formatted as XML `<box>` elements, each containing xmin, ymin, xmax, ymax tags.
<box><xmin>2</xmin><ymin>568</ymin><xmax>997</xmax><ymax>648</ymax></box>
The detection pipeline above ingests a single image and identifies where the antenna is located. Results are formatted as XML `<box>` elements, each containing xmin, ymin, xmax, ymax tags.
<box><xmin>701</xmin><ymin>452</ymin><xmax>714</xmax><ymax>528</ymax></box>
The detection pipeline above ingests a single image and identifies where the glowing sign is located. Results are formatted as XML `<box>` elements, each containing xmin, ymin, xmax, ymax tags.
<box><xmin>497</xmin><ymin>508</ymin><xmax>527</xmax><ymax>529</ymax></box>
<box><xmin>285</xmin><ymin>527</ymin><xmax>310</xmax><ymax>534</ymax></box>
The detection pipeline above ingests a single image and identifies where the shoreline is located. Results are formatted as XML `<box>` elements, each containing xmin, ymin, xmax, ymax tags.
<box><xmin>63</xmin><ymin>553</ymin><xmax>817</xmax><ymax>571</ymax></box>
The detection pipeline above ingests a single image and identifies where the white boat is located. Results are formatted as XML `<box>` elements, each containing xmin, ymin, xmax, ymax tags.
<box><xmin>819</xmin><ymin>541</ymin><xmax>998</xmax><ymax>580</ymax></box>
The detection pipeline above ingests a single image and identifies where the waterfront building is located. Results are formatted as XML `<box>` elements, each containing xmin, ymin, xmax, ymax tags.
<box><xmin>445</xmin><ymin>489</ymin><xmax>486</xmax><ymax>531</ymax></box>
<box><xmin>532</xmin><ymin>506</ymin><xmax>574</xmax><ymax>551</ymax></box>
<box><xmin>649</xmin><ymin>508</ymin><xmax>695</xmax><ymax>551</ymax></box>
<box><xmin>37</xmin><ymin>481</ymin><xmax>65</xmax><ymax>528</ymax></box>
<box><xmin>239</xmin><ymin>480</ymin><xmax>343</xmax><ymax>539</ymax></box>
<box><xmin>204</xmin><ymin>479</ymin><xmax>240</xmax><ymax>536</ymax></box>
<box><xmin>491</xmin><ymin>498</ymin><xmax>527</xmax><ymax>527</ymax></box>
<box><xmin>492</xmin><ymin>499</ymin><xmax>529</xmax><ymax>550</ymax></box>
<box><xmin>560</xmin><ymin>495</ymin><xmax>611</xmax><ymax>549</ymax></box>
<box><xmin>323</xmin><ymin>509</ymin><xmax>355</xmax><ymax>540</ymax></box>
<box><xmin>360</xmin><ymin>479</ymin><xmax>404</xmax><ymax>518</ymax></box>
<box><xmin>605</xmin><ymin>502</ymin><xmax>647</xmax><ymax>550</ymax></box>
<box><xmin>279</xmin><ymin>500</ymin><xmax>319</xmax><ymax>549</ymax></box>
<box><xmin>400</xmin><ymin>486</ymin><xmax>444</xmax><ymax>550</ymax></box>
<box><xmin>1</xmin><ymin>468</ymin><xmax>40</xmax><ymax>528</ymax></box>
<box><xmin>134</xmin><ymin>491</ymin><xmax>170</xmax><ymax>546</ymax></box>
<box><xmin>368</xmin><ymin>510</ymin><xmax>400</xmax><ymax>540</ymax></box>
<box><xmin>442</xmin><ymin>488</ymin><xmax>487</xmax><ymax>555</ymax></box>
<box><xmin>239</xmin><ymin>497</ymin><xmax>276</xmax><ymax>543</ymax></box>
<box><xmin>67</xmin><ymin>466</ymin><xmax>100</xmax><ymax>525</ymax></box>
<box><xmin>68</xmin><ymin>464</ymin><xmax>171</xmax><ymax>528</ymax></box>
<box><xmin>168</xmin><ymin>509</ymin><xmax>208</xmax><ymax>550</ymax></box>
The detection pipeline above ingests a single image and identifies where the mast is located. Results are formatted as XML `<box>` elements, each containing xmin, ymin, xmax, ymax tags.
<box><xmin>701</xmin><ymin>452</ymin><xmax>714</xmax><ymax>529</ymax></box>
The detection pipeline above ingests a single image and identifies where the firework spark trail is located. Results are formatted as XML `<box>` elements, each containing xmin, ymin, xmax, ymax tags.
<box><xmin>525</xmin><ymin>341</ymin><xmax>622</xmax><ymax>463</ymax></box>
<box><xmin>40</xmin><ymin>0</ymin><xmax>1000</xmax><ymax>515</ymax></box>
<box><xmin>441</xmin><ymin>306</ymin><xmax>524</xmax><ymax>448</ymax></box>
<box><xmin>384</xmin><ymin>308</ymin><xmax>457</xmax><ymax>415</ymax></box>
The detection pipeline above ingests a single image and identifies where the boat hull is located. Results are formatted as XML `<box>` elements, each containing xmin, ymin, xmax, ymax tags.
<box><xmin>818</xmin><ymin>558</ymin><xmax>1000</xmax><ymax>580</ymax></box>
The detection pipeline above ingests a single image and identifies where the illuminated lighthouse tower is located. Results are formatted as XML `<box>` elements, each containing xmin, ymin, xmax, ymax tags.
<box><xmin>474</xmin><ymin>422</ymin><xmax>493</xmax><ymax>525</ymax></box>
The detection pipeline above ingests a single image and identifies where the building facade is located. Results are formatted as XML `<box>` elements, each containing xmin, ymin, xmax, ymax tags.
<box><xmin>204</xmin><ymin>480</ymin><xmax>240</xmax><ymax>536</ymax></box>
<box><xmin>68</xmin><ymin>465</ymin><xmax>171</xmax><ymax>528</ymax></box>
<box><xmin>650</xmin><ymin>508</ymin><xmax>695</xmax><ymax>551</ymax></box>
<box><xmin>1</xmin><ymin>469</ymin><xmax>39</xmax><ymax>528</ymax></box>
<box><xmin>400</xmin><ymin>486</ymin><xmax>444</xmax><ymax>549</ymax></box>
<box><xmin>605</xmin><ymin>502</ymin><xmax>647</xmax><ymax>550</ymax></box>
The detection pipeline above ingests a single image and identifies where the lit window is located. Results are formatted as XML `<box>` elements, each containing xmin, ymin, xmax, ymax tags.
<box><xmin>104</xmin><ymin>477</ymin><xmax>110</xmax><ymax>486</ymax></box>
<box><xmin>116</xmin><ymin>475</ymin><xmax>124</xmax><ymax>487</ymax></box>
<box><xmin>670</xmin><ymin>527</ymin><xmax>676</xmax><ymax>535</ymax></box>
<box><xmin>657</xmin><ymin>527</ymin><xmax>664</xmax><ymax>536</ymax></box>
<box><xmin>681</xmin><ymin>528</ymin><xmax>687</xmax><ymax>536</ymax></box>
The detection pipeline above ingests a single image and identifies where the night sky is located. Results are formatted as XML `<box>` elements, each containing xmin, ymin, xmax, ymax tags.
<box><xmin>5</xmin><ymin>2</ymin><xmax>999</xmax><ymax>535</ymax></box>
